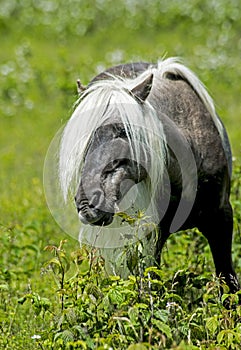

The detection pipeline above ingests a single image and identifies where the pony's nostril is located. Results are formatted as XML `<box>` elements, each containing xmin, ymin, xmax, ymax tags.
<box><xmin>75</xmin><ymin>198</ymin><xmax>89</xmax><ymax>213</ymax></box>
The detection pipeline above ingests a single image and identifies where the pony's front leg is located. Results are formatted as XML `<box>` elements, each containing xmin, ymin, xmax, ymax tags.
<box><xmin>154</xmin><ymin>228</ymin><xmax>170</xmax><ymax>266</ymax></box>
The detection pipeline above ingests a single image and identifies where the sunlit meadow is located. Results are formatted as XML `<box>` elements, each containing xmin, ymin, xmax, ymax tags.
<box><xmin>0</xmin><ymin>1</ymin><xmax>241</xmax><ymax>348</ymax></box>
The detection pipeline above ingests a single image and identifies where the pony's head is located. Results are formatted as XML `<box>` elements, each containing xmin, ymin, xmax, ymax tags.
<box><xmin>75</xmin><ymin>123</ymin><xmax>148</xmax><ymax>226</ymax></box>
<box><xmin>59</xmin><ymin>71</ymin><xmax>166</xmax><ymax>227</ymax></box>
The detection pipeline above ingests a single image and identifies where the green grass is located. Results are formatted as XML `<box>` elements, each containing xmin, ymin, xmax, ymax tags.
<box><xmin>0</xmin><ymin>0</ymin><xmax>241</xmax><ymax>348</ymax></box>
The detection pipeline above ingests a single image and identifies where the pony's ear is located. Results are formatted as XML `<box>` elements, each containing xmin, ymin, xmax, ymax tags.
<box><xmin>130</xmin><ymin>74</ymin><xmax>153</xmax><ymax>102</ymax></box>
<box><xmin>76</xmin><ymin>79</ymin><xmax>86</xmax><ymax>95</ymax></box>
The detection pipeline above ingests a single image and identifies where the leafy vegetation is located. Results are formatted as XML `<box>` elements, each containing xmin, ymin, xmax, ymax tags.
<box><xmin>0</xmin><ymin>0</ymin><xmax>241</xmax><ymax>348</ymax></box>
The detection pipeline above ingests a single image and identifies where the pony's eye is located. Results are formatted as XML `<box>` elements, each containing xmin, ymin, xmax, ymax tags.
<box><xmin>111</xmin><ymin>159</ymin><xmax>126</xmax><ymax>169</ymax></box>
<box><xmin>103</xmin><ymin>159</ymin><xmax>126</xmax><ymax>175</ymax></box>
<box><xmin>112</xmin><ymin>159</ymin><xmax>120</xmax><ymax>168</ymax></box>
<box><xmin>118</xmin><ymin>128</ymin><xmax>127</xmax><ymax>137</ymax></box>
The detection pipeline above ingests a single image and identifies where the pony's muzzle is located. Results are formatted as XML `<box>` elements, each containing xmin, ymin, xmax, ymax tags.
<box><xmin>78</xmin><ymin>208</ymin><xmax>113</xmax><ymax>226</ymax></box>
<box><xmin>75</xmin><ymin>191</ymin><xmax>114</xmax><ymax>226</ymax></box>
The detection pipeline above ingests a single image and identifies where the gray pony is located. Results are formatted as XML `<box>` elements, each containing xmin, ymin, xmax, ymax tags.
<box><xmin>59</xmin><ymin>58</ymin><xmax>240</xmax><ymax>302</ymax></box>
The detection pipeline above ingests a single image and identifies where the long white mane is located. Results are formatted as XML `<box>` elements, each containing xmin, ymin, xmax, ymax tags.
<box><xmin>59</xmin><ymin>57</ymin><xmax>223</xmax><ymax>203</ymax></box>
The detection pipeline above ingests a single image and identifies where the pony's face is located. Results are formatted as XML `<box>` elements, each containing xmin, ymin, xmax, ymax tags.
<box><xmin>75</xmin><ymin>123</ymin><xmax>147</xmax><ymax>226</ymax></box>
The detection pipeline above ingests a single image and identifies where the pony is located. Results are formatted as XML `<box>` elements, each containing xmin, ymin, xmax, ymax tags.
<box><xmin>59</xmin><ymin>57</ymin><xmax>240</xmax><ymax>298</ymax></box>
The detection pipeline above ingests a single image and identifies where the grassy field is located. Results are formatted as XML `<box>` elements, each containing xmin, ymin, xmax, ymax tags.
<box><xmin>0</xmin><ymin>0</ymin><xmax>241</xmax><ymax>348</ymax></box>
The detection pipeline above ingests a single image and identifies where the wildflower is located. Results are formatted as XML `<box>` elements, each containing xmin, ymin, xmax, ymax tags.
<box><xmin>31</xmin><ymin>334</ymin><xmax>41</xmax><ymax>340</ymax></box>
<box><xmin>166</xmin><ymin>301</ymin><xmax>178</xmax><ymax>309</ymax></box>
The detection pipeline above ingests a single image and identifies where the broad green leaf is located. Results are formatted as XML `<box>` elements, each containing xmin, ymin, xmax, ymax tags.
<box><xmin>205</xmin><ymin>315</ymin><xmax>219</xmax><ymax>335</ymax></box>
<box><xmin>154</xmin><ymin>309</ymin><xmax>169</xmax><ymax>323</ymax></box>
<box><xmin>108</xmin><ymin>289</ymin><xmax>124</xmax><ymax>305</ymax></box>
<box><xmin>217</xmin><ymin>329</ymin><xmax>235</xmax><ymax>346</ymax></box>
<box><xmin>152</xmin><ymin>319</ymin><xmax>172</xmax><ymax>339</ymax></box>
